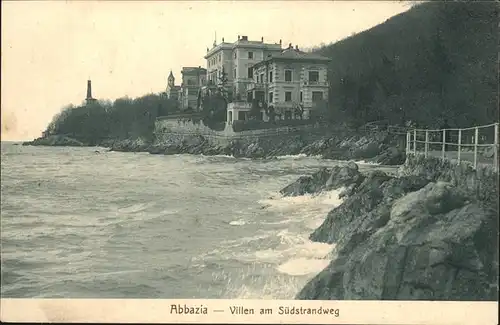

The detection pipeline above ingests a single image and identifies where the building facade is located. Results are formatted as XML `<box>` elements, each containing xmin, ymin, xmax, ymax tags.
<box><xmin>204</xmin><ymin>35</ymin><xmax>283</xmax><ymax>101</ymax></box>
<box><xmin>166</xmin><ymin>71</ymin><xmax>181</xmax><ymax>101</ymax></box>
<box><xmin>227</xmin><ymin>44</ymin><xmax>331</xmax><ymax>124</ymax></box>
<box><xmin>180</xmin><ymin>67</ymin><xmax>207</xmax><ymax>111</ymax></box>
<box><xmin>166</xmin><ymin>67</ymin><xmax>207</xmax><ymax>111</ymax></box>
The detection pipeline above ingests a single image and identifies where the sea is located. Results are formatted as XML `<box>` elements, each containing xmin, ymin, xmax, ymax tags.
<box><xmin>0</xmin><ymin>142</ymin><xmax>392</xmax><ymax>299</ymax></box>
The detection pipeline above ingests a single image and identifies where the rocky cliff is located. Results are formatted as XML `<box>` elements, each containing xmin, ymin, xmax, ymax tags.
<box><xmin>283</xmin><ymin>157</ymin><xmax>498</xmax><ymax>300</ymax></box>
<box><xmin>106</xmin><ymin>129</ymin><xmax>407</xmax><ymax>165</ymax></box>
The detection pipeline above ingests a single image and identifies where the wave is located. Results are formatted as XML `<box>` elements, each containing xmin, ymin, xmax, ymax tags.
<box><xmin>228</xmin><ymin>219</ymin><xmax>246</xmax><ymax>226</ymax></box>
<box><xmin>197</xmin><ymin>187</ymin><xmax>345</xmax><ymax>299</ymax></box>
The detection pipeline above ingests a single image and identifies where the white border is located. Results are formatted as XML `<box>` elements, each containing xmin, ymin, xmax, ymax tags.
<box><xmin>0</xmin><ymin>299</ymin><xmax>498</xmax><ymax>324</ymax></box>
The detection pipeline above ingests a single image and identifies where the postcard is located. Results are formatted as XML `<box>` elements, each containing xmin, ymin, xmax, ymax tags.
<box><xmin>1</xmin><ymin>1</ymin><xmax>498</xmax><ymax>324</ymax></box>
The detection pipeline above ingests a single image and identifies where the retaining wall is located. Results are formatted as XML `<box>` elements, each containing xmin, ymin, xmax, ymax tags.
<box><xmin>153</xmin><ymin>118</ymin><xmax>328</xmax><ymax>146</ymax></box>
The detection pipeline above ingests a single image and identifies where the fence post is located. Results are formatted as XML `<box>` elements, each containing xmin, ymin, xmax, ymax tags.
<box><xmin>457</xmin><ymin>129</ymin><xmax>462</xmax><ymax>163</ymax></box>
<box><xmin>473</xmin><ymin>127</ymin><xmax>479</xmax><ymax>169</ymax></box>
<box><xmin>406</xmin><ymin>132</ymin><xmax>410</xmax><ymax>155</ymax></box>
<box><xmin>494</xmin><ymin>123</ymin><xmax>498</xmax><ymax>172</ymax></box>
<box><xmin>424</xmin><ymin>130</ymin><xmax>429</xmax><ymax>158</ymax></box>
<box><xmin>413</xmin><ymin>129</ymin><xmax>417</xmax><ymax>154</ymax></box>
<box><xmin>442</xmin><ymin>129</ymin><xmax>446</xmax><ymax>159</ymax></box>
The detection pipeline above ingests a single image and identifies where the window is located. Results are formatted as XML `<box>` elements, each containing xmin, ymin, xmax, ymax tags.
<box><xmin>234</xmin><ymin>69</ymin><xmax>237</xmax><ymax>78</ymax></box>
<box><xmin>234</xmin><ymin>52</ymin><xmax>237</xmax><ymax>59</ymax></box>
<box><xmin>312</xmin><ymin>91</ymin><xmax>323</xmax><ymax>102</ymax></box>
<box><xmin>257</xmin><ymin>75</ymin><xmax>260</xmax><ymax>83</ymax></box>
<box><xmin>248</xmin><ymin>51</ymin><xmax>253</xmax><ymax>59</ymax></box>
<box><xmin>300</xmin><ymin>91</ymin><xmax>303</xmax><ymax>102</ymax></box>
<box><xmin>248</xmin><ymin>67</ymin><xmax>253</xmax><ymax>79</ymax></box>
<box><xmin>269</xmin><ymin>71</ymin><xmax>273</xmax><ymax>83</ymax></box>
<box><xmin>269</xmin><ymin>92</ymin><xmax>274</xmax><ymax>103</ymax></box>
<box><xmin>309</xmin><ymin>71</ymin><xmax>319</xmax><ymax>83</ymax></box>
<box><xmin>285</xmin><ymin>70</ymin><xmax>292</xmax><ymax>82</ymax></box>
<box><xmin>285</xmin><ymin>91</ymin><xmax>292</xmax><ymax>102</ymax></box>
<box><xmin>260</xmin><ymin>73</ymin><xmax>264</xmax><ymax>83</ymax></box>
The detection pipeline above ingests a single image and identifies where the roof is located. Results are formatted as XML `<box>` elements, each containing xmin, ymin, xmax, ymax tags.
<box><xmin>204</xmin><ymin>37</ymin><xmax>281</xmax><ymax>58</ymax></box>
<box><xmin>253</xmin><ymin>47</ymin><xmax>331</xmax><ymax>68</ymax></box>
<box><xmin>181</xmin><ymin>67</ymin><xmax>207</xmax><ymax>75</ymax></box>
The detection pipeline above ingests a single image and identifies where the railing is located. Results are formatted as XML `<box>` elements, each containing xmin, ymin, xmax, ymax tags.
<box><xmin>406</xmin><ymin>123</ymin><xmax>499</xmax><ymax>171</ymax></box>
<box><xmin>246</xmin><ymin>83</ymin><xmax>266</xmax><ymax>91</ymax></box>
<box><xmin>302</xmin><ymin>81</ymin><xmax>329</xmax><ymax>87</ymax></box>
<box><xmin>362</xmin><ymin>124</ymin><xmax>409</xmax><ymax>135</ymax></box>
<box><xmin>155</xmin><ymin>123</ymin><xmax>330</xmax><ymax>141</ymax></box>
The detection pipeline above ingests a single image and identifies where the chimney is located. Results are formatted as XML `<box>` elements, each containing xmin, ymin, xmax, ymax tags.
<box><xmin>279</xmin><ymin>39</ymin><xmax>282</xmax><ymax>46</ymax></box>
<box><xmin>261</xmin><ymin>36</ymin><xmax>264</xmax><ymax>42</ymax></box>
<box><xmin>241</xmin><ymin>35</ymin><xmax>248</xmax><ymax>41</ymax></box>
<box><xmin>295</xmin><ymin>45</ymin><xmax>299</xmax><ymax>50</ymax></box>
<box><xmin>222</xmin><ymin>37</ymin><xmax>224</xmax><ymax>42</ymax></box>
<box><xmin>86</xmin><ymin>80</ymin><xmax>92</xmax><ymax>99</ymax></box>
<box><xmin>238</xmin><ymin>35</ymin><xmax>240</xmax><ymax>40</ymax></box>
<box><xmin>288</xmin><ymin>43</ymin><xmax>292</xmax><ymax>49</ymax></box>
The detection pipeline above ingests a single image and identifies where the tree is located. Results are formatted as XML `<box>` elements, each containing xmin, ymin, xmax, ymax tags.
<box><xmin>43</xmin><ymin>92</ymin><xmax>178</xmax><ymax>144</ymax></box>
<box><xmin>249</xmin><ymin>99</ymin><xmax>262</xmax><ymax>120</ymax></box>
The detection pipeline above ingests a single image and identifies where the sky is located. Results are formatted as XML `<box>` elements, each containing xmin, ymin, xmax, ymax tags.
<box><xmin>1</xmin><ymin>1</ymin><xmax>413</xmax><ymax>141</ymax></box>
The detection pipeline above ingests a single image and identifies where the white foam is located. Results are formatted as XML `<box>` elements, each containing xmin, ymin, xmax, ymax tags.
<box><xmin>219</xmin><ymin>233</ymin><xmax>272</xmax><ymax>248</ymax></box>
<box><xmin>259</xmin><ymin>219</ymin><xmax>294</xmax><ymax>226</ymax></box>
<box><xmin>204</xmin><ymin>187</ymin><xmax>345</xmax><ymax>299</ymax></box>
<box><xmin>275</xmin><ymin>154</ymin><xmax>308</xmax><ymax>159</ymax></box>
<box><xmin>229</xmin><ymin>219</ymin><xmax>246</xmax><ymax>226</ymax></box>
<box><xmin>277</xmin><ymin>258</ymin><xmax>331</xmax><ymax>276</ymax></box>
<box><xmin>117</xmin><ymin>202</ymin><xmax>152</xmax><ymax>214</ymax></box>
<box><xmin>258</xmin><ymin>188</ymin><xmax>344</xmax><ymax>214</ymax></box>
<box><xmin>354</xmin><ymin>160</ymin><xmax>381</xmax><ymax>166</ymax></box>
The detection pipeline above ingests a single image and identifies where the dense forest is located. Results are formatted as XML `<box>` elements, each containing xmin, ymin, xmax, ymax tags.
<box><xmin>44</xmin><ymin>94</ymin><xmax>179</xmax><ymax>145</ymax></box>
<box><xmin>42</xmin><ymin>1</ymin><xmax>498</xmax><ymax>144</ymax></box>
<box><xmin>314</xmin><ymin>1</ymin><xmax>498</xmax><ymax>128</ymax></box>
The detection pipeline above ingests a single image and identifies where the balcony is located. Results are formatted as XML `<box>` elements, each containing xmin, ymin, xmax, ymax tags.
<box><xmin>273</xmin><ymin>101</ymin><xmax>300</xmax><ymax>109</ymax></box>
<box><xmin>228</xmin><ymin>102</ymin><xmax>252</xmax><ymax>110</ymax></box>
<box><xmin>302</xmin><ymin>81</ymin><xmax>329</xmax><ymax>87</ymax></box>
<box><xmin>246</xmin><ymin>83</ymin><xmax>266</xmax><ymax>92</ymax></box>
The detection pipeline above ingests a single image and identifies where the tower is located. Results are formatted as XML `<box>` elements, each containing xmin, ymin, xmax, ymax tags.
<box><xmin>167</xmin><ymin>71</ymin><xmax>175</xmax><ymax>89</ymax></box>
<box><xmin>85</xmin><ymin>80</ymin><xmax>97</xmax><ymax>105</ymax></box>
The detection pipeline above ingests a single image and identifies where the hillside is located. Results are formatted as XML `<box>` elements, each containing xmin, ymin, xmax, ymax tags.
<box><xmin>30</xmin><ymin>1</ymin><xmax>497</xmax><ymax>146</ymax></box>
<box><xmin>314</xmin><ymin>1</ymin><xmax>498</xmax><ymax>128</ymax></box>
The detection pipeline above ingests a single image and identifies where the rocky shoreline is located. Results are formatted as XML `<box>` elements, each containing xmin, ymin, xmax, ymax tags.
<box><xmin>23</xmin><ymin>129</ymin><xmax>406</xmax><ymax>165</ymax></box>
<box><xmin>281</xmin><ymin>158</ymin><xmax>498</xmax><ymax>301</ymax></box>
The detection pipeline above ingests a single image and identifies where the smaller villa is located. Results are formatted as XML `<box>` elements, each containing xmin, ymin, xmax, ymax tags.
<box><xmin>166</xmin><ymin>67</ymin><xmax>207</xmax><ymax>111</ymax></box>
<box><xmin>228</xmin><ymin>43</ymin><xmax>331</xmax><ymax>124</ymax></box>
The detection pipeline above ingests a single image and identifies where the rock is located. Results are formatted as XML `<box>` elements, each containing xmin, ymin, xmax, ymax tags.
<box><xmin>280</xmin><ymin>163</ymin><xmax>364</xmax><ymax>197</ymax></box>
<box><xmin>309</xmin><ymin>170</ymin><xmax>392</xmax><ymax>244</ymax></box>
<box><xmin>23</xmin><ymin>135</ymin><xmax>85</xmax><ymax>147</ymax></box>
<box><xmin>297</xmin><ymin>179</ymin><xmax>498</xmax><ymax>301</ymax></box>
<box><xmin>373</xmin><ymin>147</ymin><xmax>406</xmax><ymax>165</ymax></box>
<box><xmin>280</xmin><ymin>167</ymin><xmax>331</xmax><ymax>197</ymax></box>
<box><xmin>351</xmin><ymin>140</ymin><xmax>381</xmax><ymax>159</ymax></box>
<box><xmin>324</xmin><ymin>161</ymin><xmax>363</xmax><ymax>190</ymax></box>
<box><xmin>244</xmin><ymin>142</ymin><xmax>265</xmax><ymax>158</ymax></box>
<box><xmin>482</xmin><ymin>146</ymin><xmax>495</xmax><ymax>158</ymax></box>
